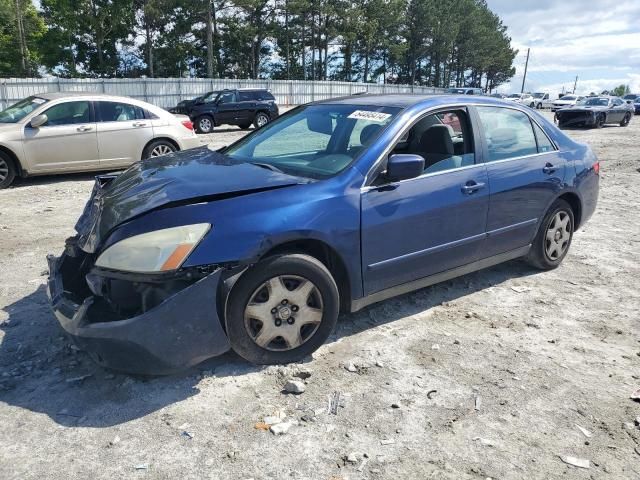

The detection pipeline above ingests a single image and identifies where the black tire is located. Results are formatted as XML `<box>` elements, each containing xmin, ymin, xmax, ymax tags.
<box><xmin>0</xmin><ymin>151</ymin><xmax>17</xmax><ymax>189</ymax></box>
<box><xmin>253</xmin><ymin>112</ymin><xmax>270</xmax><ymax>129</ymax></box>
<box><xmin>142</xmin><ymin>140</ymin><xmax>177</xmax><ymax>160</ymax></box>
<box><xmin>595</xmin><ymin>114</ymin><xmax>605</xmax><ymax>128</ymax></box>
<box><xmin>226</xmin><ymin>253</ymin><xmax>339</xmax><ymax>365</ymax></box>
<box><xmin>525</xmin><ymin>199</ymin><xmax>575</xmax><ymax>270</ymax></box>
<box><xmin>239</xmin><ymin>123</ymin><xmax>252</xmax><ymax>130</ymax></box>
<box><xmin>196</xmin><ymin>115</ymin><xmax>214</xmax><ymax>134</ymax></box>
<box><xmin>620</xmin><ymin>113</ymin><xmax>631</xmax><ymax>127</ymax></box>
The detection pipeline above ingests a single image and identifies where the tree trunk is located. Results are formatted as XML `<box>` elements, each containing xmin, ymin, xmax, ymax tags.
<box><xmin>145</xmin><ymin>21</ymin><xmax>154</xmax><ymax>77</ymax></box>
<box><xmin>285</xmin><ymin>0</ymin><xmax>290</xmax><ymax>79</ymax></box>
<box><xmin>212</xmin><ymin>4</ymin><xmax>223</xmax><ymax>77</ymax></box>
<box><xmin>15</xmin><ymin>0</ymin><xmax>29</xmax><ymax>75</ymax></box>
<box><xmin>206</xmin><ymin>1</ymin><xmax>214</xmax><ymax>78</ymax></box>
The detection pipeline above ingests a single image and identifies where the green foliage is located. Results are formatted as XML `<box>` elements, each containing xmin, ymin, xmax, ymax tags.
<box><xmin>0</xmin><ymin>0</ymin><xmax>45</xmax><ymax>76</ymax></box>
<box><xmin>1</xmin><ymin>0</ymin><xmax>517</xmax><ymax>89</ymax></box>
<box><xmin>611</xmin><ymin>84</ymin><xmax>630</xmax><ymax>97</ymax></box>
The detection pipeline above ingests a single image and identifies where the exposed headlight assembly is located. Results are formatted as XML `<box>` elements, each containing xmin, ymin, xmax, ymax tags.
<box><xmin>95</xmin><ymin>223</ymin><xmax>211</xmax><ymax>273</ymax></box>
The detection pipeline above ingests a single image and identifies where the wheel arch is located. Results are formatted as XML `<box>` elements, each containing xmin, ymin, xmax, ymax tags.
<box><xmin>557</xmin><ymin>191</ymin><xmax>583</xmax><ymax>229</ymax></box>
<box><xmin>142</xmin><ymin>137</ymin><xmax>180</xmax><ymax>159</ymax></box>
<box><xmin>258</xmin><ymin>239</ymin><xmax>351</xmax><ymax>313</ymax></box>
<box><xmin>0</xmin><ymin>145</ymin><xmax>24</xmax><ymax>176</ymax></box>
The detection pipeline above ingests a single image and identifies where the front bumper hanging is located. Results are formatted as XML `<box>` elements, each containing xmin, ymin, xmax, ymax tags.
<box><xmin>47</xmin><ymin>253</ymin><xmax>231</xmax><ymax>375</ymax></box>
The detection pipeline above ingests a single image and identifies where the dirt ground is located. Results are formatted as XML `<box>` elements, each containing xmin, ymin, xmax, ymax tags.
<box><xmin>0</xmin><ymin>112</ymin><xmax>639</xmax><ymax>480</ymax></box>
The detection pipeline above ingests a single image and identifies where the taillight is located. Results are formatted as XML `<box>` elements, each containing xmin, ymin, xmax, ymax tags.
<box><xmin>593</xmin><ymin>161</ymin><xmax>600</xmax><ymax>175</ymax></box>
<box><xmin>181</xmin><ymin>120</ymin><xmax>194</xmax><ymax>131</ymax></box>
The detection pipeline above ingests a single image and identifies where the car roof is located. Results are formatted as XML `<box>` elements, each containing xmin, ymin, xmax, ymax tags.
<box><xmin>313</xmin><ymin>93</ymin><xmax>521</xmax><ymax>109</ymax></box>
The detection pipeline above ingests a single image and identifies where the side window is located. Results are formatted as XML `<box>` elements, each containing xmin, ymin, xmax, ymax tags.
<box><xmin>96</xmin><ymin>102</ymin><xmax>144</xmax><ymax>122</ymax></box>
<box><xmin>218</xmin><ymin>91</ymin><xmax>236</xmax><ymax>104</ymax></box>
<box><xmin>532</xmin><ymin>121</ymin><xmax>555</xmax><ymax>153</ymax></box>
<box><xmin>391</xmin><ymin>109</ymin><xmax>475</xmax><ymax>174</ymax></box>
<box><xmin>202</xmin><ymin>92</ymin><xmax>218</xmax><ymax>103</ymax></box>
<box><xmin>238</xmin><ymin>91</ymin><xmax>252</xmax><ymax>101</ymax></box>
<box><xmin>476</xmin><ymin>107</ymin><xmax>538</xmax><ymax>162</ymax></box>
<box><xmin>42</xmin><ymin>101</ymin><xmax>91</xmax><ymax>126</ymax></box>
<box><xmin>263</xmin><ymin>91</ymin><xmax>275</xmax><ymax>101</ymax></box>
<box><xmin>613</xmin><ymin>98</ymin><xmax>623</xmax><ymax>106</ymax></box>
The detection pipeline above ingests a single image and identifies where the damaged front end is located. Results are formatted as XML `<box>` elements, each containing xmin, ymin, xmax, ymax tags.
<box><xmin>47</xmin><ymin>238</ymin><xmax>231</xmax><ymax>375</ymax></box>
<box><xmin>556</xmin><ymin>110</ymin><xmax>599</xmax><ymax>128</ymax></box>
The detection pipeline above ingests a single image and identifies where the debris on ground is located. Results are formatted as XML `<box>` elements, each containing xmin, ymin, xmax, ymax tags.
<box><xmin>380</xmin><ymin>439</ymin><xmax>395</xmax><ymax>445</ymax></box>
<box><xmin>474</xmin><ymin>396</ymin><xmax>481</xmax><ymax>411</ymax></box>
<box><xmin>510</xmin><ymin>285</ymin><xmax>531</xmax><ymax>293</ymax></box>
<box><xmin>576</xmin><ymin>425</ymin><xmax>592</xmax><ymax>438</ymax></box>
<box><xmin>328</xmin><ymin>391</ymin><xmax>342</xmax><ymax>415</ymax></box>
<box><xmin>344</xmin><ymin>362</ymin><xmax>358</xmax><ymax>373</ymax></box>
<box><xmin>630</xmin><ymin>388</ymin><xmax>640</xmax><ymax>402</ymax></box>
<box><xmin>427</xmin><ymin>389</ymin><xmax>437</xmax><ymax>399</ymax></box>
<box><xmin>472</xmin><ymin>437</ymin><xmax>494</xmax><ymax>447</ymax></box>
<box><xmin>559</xmin><ymin>456</ymin><xmax>590</xmax><ymax>469</ymax></box>
<box><xmin>65</xmin><ymin>374</ymin><xmax>93</xmax><ymax>383</ymax></box>
<box><xmin>270</xmin><ymin>421</ymin><xmax>296</xmax><ymax>435</ymax></box>
<box><xmin>134</xmin><ymin>464</ymin><xmax>149</xmax><ymax>470</ymax></box>
<box><xmin>283</xmin><ymin>379</ymin><xmax>306</xmax><ymax>394</ymax></box>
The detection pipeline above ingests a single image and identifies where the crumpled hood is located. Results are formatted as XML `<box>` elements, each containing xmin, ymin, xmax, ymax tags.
<box><xmin>75</xmin><ymin>146</ymin><xmax>306</xmax><ymax>253</ymax></box>
<box><xmin>558</xmin><ymin>105</ymin><xmax>608</xmax><ymax>112</ymax></box>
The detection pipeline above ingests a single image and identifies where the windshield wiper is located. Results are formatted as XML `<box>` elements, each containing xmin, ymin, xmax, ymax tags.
<box><xmin>249</xmin><ymin>162</ymin><xmax>284</xmax><ymax>174</ymax></box>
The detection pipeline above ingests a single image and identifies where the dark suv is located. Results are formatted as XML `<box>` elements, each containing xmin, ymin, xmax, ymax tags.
<box><xmin>188</xmin><ymin>89</ymin><xmax>279</xmax><ymax>133</ymax></box>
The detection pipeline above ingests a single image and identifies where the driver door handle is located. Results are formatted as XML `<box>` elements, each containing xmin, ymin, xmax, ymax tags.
<box><xmin>132</xmin><ymin>121</ymin><xmax>147</xmax><ymax>127</ymax></box>
<box><xmin>461</xmin><ymin>180</ymin><xmax>485</xmax><ymax>195</ymax></box>
<box><xmin>542</xmin><ymin>163</ymin><xmax>557</xmax><ymax>174</ymax></box>
<box><xmin>76</xmin><ymin>125</ymin><xmax>92</xmax><ymax>132</ymax></box>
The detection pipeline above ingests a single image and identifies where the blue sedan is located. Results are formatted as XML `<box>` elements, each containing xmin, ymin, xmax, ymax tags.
<box><xmin>47</xmin><ymin>94</ymin><xmax>600</xmax><ymax>374</ymax></box>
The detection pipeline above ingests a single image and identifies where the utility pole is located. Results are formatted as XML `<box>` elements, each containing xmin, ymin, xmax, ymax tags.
<box><xmin>520</xmin><ymin>48</ymin><xmax>530</xmax><ymax>93</ymax></box>
<box><xmin>572</xmin><ymin>75</ymin><xmax>578</xmax><ymax>94</ymax></box>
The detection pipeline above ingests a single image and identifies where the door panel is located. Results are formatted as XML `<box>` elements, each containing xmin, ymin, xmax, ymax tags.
<box><xmin>22</xmin><ymin>100</ymin><xmax>99</xmax><ymax>172</ymax></box>
<box><xmin>215</xmin><ymin>91</ymin><xmax>239</xmax><ymax>124</ymax></box>
<box><xmin>361</xmin><ymin>165</ymin><xmax>489</xmax><ymax>295</ymax></box>
<box><xmin>95</xmin><ymin>101</ymin><xmax>154</xmax><ymax>167</ymax></box>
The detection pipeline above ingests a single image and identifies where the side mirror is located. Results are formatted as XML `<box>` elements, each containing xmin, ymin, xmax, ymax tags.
<box><xmin>626</xmin><ymin>100</ymin><xmax>633</xmax><ymax>104</ymax></box>
<box><xmin>386</xmin><ymin>154</ymin><xmax>425</xmax><ymax>182</ymax></box>
<box><xmin>29</xmin><ymin>114</ymin><xmax>48</xmax><ymax>128</ymax></box>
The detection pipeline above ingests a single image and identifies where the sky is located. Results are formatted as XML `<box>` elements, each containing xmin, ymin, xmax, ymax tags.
<box><xmin>486</xmin><ymin>0</ymin><xmax>640</xmax><ymax>95</ymax></box>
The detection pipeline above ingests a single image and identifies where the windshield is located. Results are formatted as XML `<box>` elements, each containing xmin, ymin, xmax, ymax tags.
<box><xmin>0</xmin><ymin>96</ymin><xmax>48</xmax><ymax>123</ymax></box>
<box><xmin>533</xmin><ymin>93</ymin><xmax>545</xmax><ymax>98</ymax></box>
<box><xmin>507</xmin><ymin>94</ymin><xmax>521</xmax><ymax>98</ymax></box>
<box><xmin>623</xmin><ymin>94</ymin><xmax>638</xmax><ymax>100</ymax></box>
<box><xmin>447</xmin><ymin>88</ymin><xmax>466</xmax><ymax>94</ymax></box>
<box><xmin>585</xmin><ymin>97</ymin><xmax>609</xmax><ymax>106</ymax></box>
<box><xmin>223</xmin><ymin>104</ymin><xmax>401</xmax><ymax>179</ymax></box>
<box><xmin>559</xmin><ymin>95</ymin><xmax>576</xmax><ymax>101</ymax></box>
<box><xmin>201</xmin><ymin>91</ymin><xmax>220</xmax><ymax>103</ymax></box>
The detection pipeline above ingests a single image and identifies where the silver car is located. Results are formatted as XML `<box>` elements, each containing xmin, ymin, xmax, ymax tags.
<box><xmin>0</xmin><ymin>92</ymin><xmax>202</xmax><ymax>188</ymax></box>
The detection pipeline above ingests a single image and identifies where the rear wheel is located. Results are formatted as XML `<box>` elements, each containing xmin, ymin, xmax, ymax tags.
<box><xmin>196</xmin><ymin>115</ymin><xmax>214</xmax><ymax>134</ymax></box>
<box><xmin>0</xmin><ymin>152</ymin><xmax>17</xmax><ymax>189</ymax></box>
<box><xmin>239</xmin><ymin>123</ymin><xmax>252</xmax><ymax>130</ymax></box>
<box><xmin>526</xmin><ymin>199</ymin><xmax>574</xmax><ymax>270</ymax></box>
<box><xmin>620</xmin><ymin>113</ymin><xmax>631</xmax><ymax>127</ymax></box>
<box><xmin>254</xmin><ymin>112</ymin><xmax>270</xmax><ymax>129</ymax></box>
<box><xmin>226</xmin><ymin>254</ymin><xmax>339</xmax><ymax>364</ymax></box>
<box><xmin>142</xmin><ymin>140</ymin><xmax>177</xmax><ymax>159</ymax></box>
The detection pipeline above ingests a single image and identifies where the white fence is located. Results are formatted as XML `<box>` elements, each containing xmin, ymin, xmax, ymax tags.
<box><xmin>0</xmin><ymin>78</ymin><xmax>446</xmax><ymax>110</ymax></box>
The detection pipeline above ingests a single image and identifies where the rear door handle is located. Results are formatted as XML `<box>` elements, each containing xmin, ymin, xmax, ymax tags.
<box><xmin>542</xmin><ymin>163</ymin><xmax>557</xmax><ymax>174</ymax></box>
<box><xmin>461</xmin><ymin>180</ymin><xmax>486</xmax><ymax>195</ymax></box>
<box><xmin>132</xmin><ymin>121</ymin><xmax>147</xmax><ymax>127</ymax></box>
<box><xmin>76</xmin><ymin>126</ymin><xmax>92</xmax><ymax>132</ymax></box>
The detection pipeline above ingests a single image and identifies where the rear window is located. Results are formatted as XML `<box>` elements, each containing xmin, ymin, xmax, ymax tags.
<box><xmin>96</xmin><ymin>101</ymin><xmax>145</xmax><ymax>122</ymax></box>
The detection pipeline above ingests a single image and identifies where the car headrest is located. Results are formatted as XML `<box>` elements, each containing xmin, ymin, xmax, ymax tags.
<box><xmin>360</xmin><ymin>124</ymin><xmax>382</xmax><ymax>145</ymax></box>
<box><xmin>418</xmin><ymin>124</ymin><xmax>454</xmax><ymax>155</ymax></box>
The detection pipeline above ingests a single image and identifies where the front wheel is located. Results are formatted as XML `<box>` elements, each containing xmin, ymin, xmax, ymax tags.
<box><xmin>526</xmin><ymin>199</ymin><xmax>574</xmax><ymax>270</ymax></box>
<box><xmin>0</xmin><ymin>152</ymin><xmax>17</xmax><ymax>189</ymax></box>
<box><xmin>226</xmin><ymin>254</ymin><xmax>339</xmax><ymax>364</ymax></box>
<box><xmin>196</xmin><ymin>115</ymin><xmax>214</xmax><ymax>134</ymax></box>
<box><xmin>595</xmin><ymin>114</ymin><xmax>605</xmax><ymax>128</ymax></box>
<box><xmin>620</xmin><ymin>113</ymin><xmax>631</xmax><ymax>127</ymax></box>
<box><xmin>254</xmin><ymin>112</ymin><xmax>270</xmax><ymax>129</ymax></box>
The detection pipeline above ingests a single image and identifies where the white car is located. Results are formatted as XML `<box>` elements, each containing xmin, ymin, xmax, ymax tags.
<box><xmin>506</xmin><ymin>93</ymin><xmax>536</xmax><ymax>107</ymax></box>
<box><xmin>0</xmin><ymin>92</ymin><xmax>202</xmax><ymax>188</ymax></box>
<box><xmin>532</xmin><ymin>92</ymin><xmax>552</xmax><ymax>109</ymax></box>
<box><xmin>551</xmin><ymin>94</ymin><xmax>585</xmax><ymax>112</ymax></box>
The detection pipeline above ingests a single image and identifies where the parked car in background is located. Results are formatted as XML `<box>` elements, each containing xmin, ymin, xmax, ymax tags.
<box><xmin>188</xmin><ymin>88</ymin><xmax>279</xmax><ymax>133</ymax></box>
<box><xmin>532</xmin><ymin>92</ymin><xmax>550</xmax><ymax>109</ymax></box>
<box><xmin>506</xmin><ymin>93</ymin><xmax>535</xmax><ymax>107</ymax></box>
<box><xmin>169</xmin><ymin>91</ymin><xmax>220</xmax><ymax>115</ymax></box>
<box><xmin>634</xmin><ymin>98</ymin><xmax>640</xmax><ymax>115</ymax></box>
<box><xmin>551</xmin><ymin>94</ymin><xmax>584</xmax><ymax>111</ymax></box>
<box><xmin>489</xmin><ymin>93</ymin><xmax>507</xmax><ymax>99</ymax></box>
<box><xmin>446</xmin><ymin>87</ymin><xmax>484</xmax><ymax>95</ymax></box>
<box><xmin>623</xmin><ymin>93</ymin><xmax>639</xmax><ymax>103</ymax></box>
<box><xmin>0</xmin><ymin>92</ymin><xmax>200</xmax><ymax>189</ymax></box>
<box><xmin>47</xmin><ymin>94</ymin><xmax>599</xmax><ymax>374</ymax></box>
<box><xmin>555</xmin><ymin>96</ymin><xmax>633</xmax><ymax>128</ymax></box>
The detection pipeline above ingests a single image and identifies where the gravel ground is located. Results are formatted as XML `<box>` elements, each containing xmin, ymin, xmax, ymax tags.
<box><xmin>0</xmin><ymin>112</ymin><xmax>639</xmax><ymax>479</ymax></box>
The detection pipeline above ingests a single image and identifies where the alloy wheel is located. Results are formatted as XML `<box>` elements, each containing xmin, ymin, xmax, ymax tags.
<box><xmin>244</xmin><ymin>275</ymin><xmax>323</xmax><ymax>351</ymax></box>
<box><xmin>256</xmin><ymin>114</ymin><xmax>269</xmax><ymax>127</ymax></box>
<box><xmin>545</xmin><ymin>211</ymin><xmax>571</xmax><ymax>261</ymax></box>
<box><xmin>199</xmin><ymin>117</ymin><xmax>213</xmax><ymax>132</ymax></box>
<box><xmin>0</xmin><ymin>158</ymin><xmax>8</xmax><ymax>182</ymax></box>
<box><xmin>150</xmin><ymin>144</ymin><xmax>174</xmax><ymax>157</ymax></box>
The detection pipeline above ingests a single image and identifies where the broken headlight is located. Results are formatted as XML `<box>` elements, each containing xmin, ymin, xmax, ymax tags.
<box><xmin>95</xmin><ymin>224</ymin><xmax>211</xmax><ymax>273</ymax></box>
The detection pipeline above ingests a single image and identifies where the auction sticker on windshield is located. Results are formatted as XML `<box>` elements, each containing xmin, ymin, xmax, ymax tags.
<box><xmin>347</xmin><ymin>110</ymin><xmax>392</xmax><ymax>122</ymax></box>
